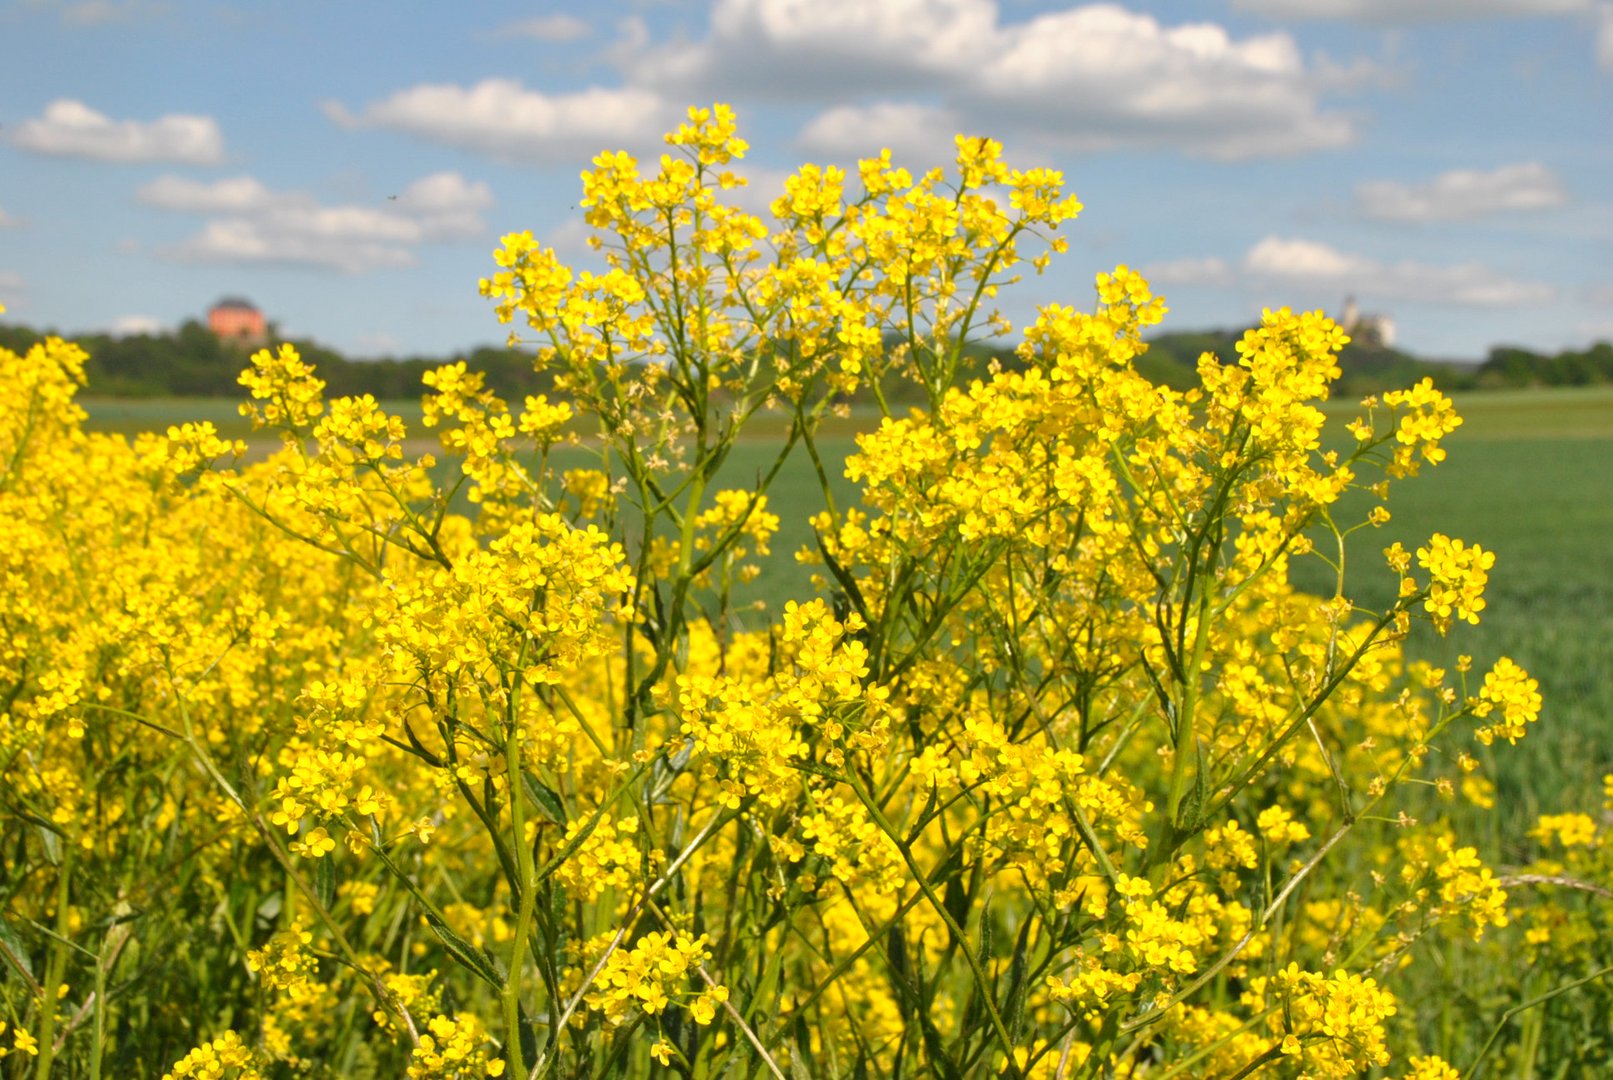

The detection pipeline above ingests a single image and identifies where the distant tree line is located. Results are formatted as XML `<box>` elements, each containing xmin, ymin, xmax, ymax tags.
<box><xmin>0</xmin><ymin>318</ymin><xmax>552</xmax><ymax>401</ymax></box>
<box><xmin>1067</xmin><ymin>332</ymin><xmax>1613</xmax><ymax>397</ymax></box>
<box><xmin>1474</xmin><ymin>342</ymin><xmax>1613</xmax><ymax>388</ymax></box>
<box><xmin>1</xmin><ymin>316</ymin><xmax>1607</xmax><ymax>402</ymax></box>
<box><xmin>1131</xmin><ymin>331</ymin><xmax>1486</xmax><ymax>398</ymax></box>
<box><xmin>962</xmin><ymin>331</ymin><xmax>1488</xmax><ymax>400</ymax></box>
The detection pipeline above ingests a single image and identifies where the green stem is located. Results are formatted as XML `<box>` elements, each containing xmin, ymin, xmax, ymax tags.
<box><xmin>843</xmin><ymin>770</ymin><xmax>1024</xmax><ymax>1080</ymax></box>
<box><xmin>33</xmin><ymin>847</ymin><xmax>71</xmax><ymax>1080</ymax></box>
<box><xmin>503</xmin><ymin>646</ymin><xmax>536</xmax><ymax>1078</ymax></box>
<box><xmin>1464</xmin><ymin>964</ymin><xmax>1613</xmax><ymax>1078</ymax></box>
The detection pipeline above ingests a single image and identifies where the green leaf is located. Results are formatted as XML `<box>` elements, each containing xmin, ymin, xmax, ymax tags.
<box><xmin>907</xmin><ymin>783</ymin><xmax>940</xmax><ymax>844</ymax></box>
<box><xmin>520</xmin><ymin>770</ymin><xmax>567</xmax><ymax>826</ymax></box>
<box><xmin>422</xmin><ymin>910</ymin><xmax>506</xmax><ymax>990</ymax></box>
<box><xmin>943</xmin><ymin>870</ymin><xmax>971</xmax><ymax>933</ymax></box>
<box><xmin>314</xmin><ymin>854</ymin><xmax>336</xmax><ymax>910</ymax></box>
<box><xmin>0</xmin><ymin>914</ymin><xmax>41</xmax><ymax>994</ymax></box>
<box><xmin>789</xmin><ymin>1043</ymin><xmax>814</xmax><ymax>1080</ymax></box>
<box><xmin>1175</xmin><ymin>741</ymin><xmax>1212</xmax><ymax>834</ymax></box>
<box><xmin>36</xmin><ymin>823</ymin><xmax>62</xmax><ymax>866</ymax></box>
<box><xmin>790</xmin><ymin>1014</ymin><xmax>816</xmax><ymax>1080</ymax></box>
<box><xmin>517</xmin><ymin>1007</ymin><xmax>541</xmax><ymax>1067</ymax></box>
<box><xmin>649</xmin><ymin>739</ymin><xmax>694</xmax><ymax>804</ymax></box>
<box><xmin>1002</xmin><ymin>915</ymin><xmax>1035</xmax><ymax>1037</ymax></box>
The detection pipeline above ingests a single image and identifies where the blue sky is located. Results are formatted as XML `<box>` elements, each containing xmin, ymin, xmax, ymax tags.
<box><xmin>1</xmin><ymin>0</ymin><xmax>1608</xmax><ymax>362</ymax></box>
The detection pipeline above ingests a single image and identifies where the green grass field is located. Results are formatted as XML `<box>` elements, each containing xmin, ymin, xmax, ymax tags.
<box><xmin>81</xmin><ymin>386</ymin><xmax>1611</xmax><ymax>854</ymax></box>
<box><xmin>79</xmin><ymin>396</ymin><xmax>430</xmax><ymax>439</ymax></box>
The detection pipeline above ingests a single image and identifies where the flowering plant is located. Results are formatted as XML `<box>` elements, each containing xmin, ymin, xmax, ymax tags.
<box><xmin>1</xmin><ymin>105</ymin><xmax>1604</xmax><ymax>1080</ymax></box>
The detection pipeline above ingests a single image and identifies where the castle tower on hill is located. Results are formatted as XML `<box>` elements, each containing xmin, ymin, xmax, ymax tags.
<box><xmin>207</xmin><ymin>297</ymin><xmax>267</xmax><ymax>347</ymax></box>
<box><xmin>1339</xmin><ymin>295</ymin><xmax>1396</xmax><ymax>350</ymax></box>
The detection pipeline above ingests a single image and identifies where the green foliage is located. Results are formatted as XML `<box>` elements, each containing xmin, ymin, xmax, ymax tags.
<box><xmin>1477</xmin><ymin>341</ymin><xmax>1613</xmax><ymax>388</ymax></box>
<box><xmin>0</xmin><ymin>319</ymin><xmax>551</xmax><ymax>402</ymax></box>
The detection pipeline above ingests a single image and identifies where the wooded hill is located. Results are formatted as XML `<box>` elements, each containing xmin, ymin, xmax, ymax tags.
<box><xmin>3</xmin><ymin>317</ymin><xmax>1608</xmax><ymax>401</ymax></box>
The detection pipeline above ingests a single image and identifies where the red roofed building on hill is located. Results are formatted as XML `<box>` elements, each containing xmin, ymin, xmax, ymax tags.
<box><xmin>208</xmin><ymin>297</ymin><xmax>267</xmax><ymax>347</ymax></box>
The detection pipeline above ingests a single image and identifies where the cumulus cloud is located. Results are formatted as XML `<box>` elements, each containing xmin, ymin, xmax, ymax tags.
<box><xmin>1599</xmin><ymin>3</ymin><xmax>1613</xmax><ymax>70</ymax></box>
<box><xmin>60</xmin><ymin>0</ymin><xmax>170</xmax><ymax>24</ymax></box>
<box><xmin>632</xmin><ymin>0</ymin><xmax>995</xmax><ymax>97</ymax></box>
<box><xmin>627</xmin><ymin>1</ymin><xmax>1358</xmax><ymax>161</ymax></box>
<box><xmin>489</xmin><ymin>15</ymin><xmax>591</xmax><ymax>41</ymax></box>
<box><xmin>1233</xmin><ymin>0</ymin><xmax>1589</xmax><ymax>22</ymax></box>
<box><xmin>324</xmin><ymin>80</ymin><xmax>671</xmax><ymax>163</ymax></box>
<box><xmin>798</xmin><ymin>103</ymin><xmax>965</xmax><ymax>168</ymax></box>
<box><xmin>143</xmin><ymin>171</ymin><xmax>494</xmax><ymax>273</ymax></box>
<box><xmin>137</xmin><ymin>175</ymin><xmax>299</xmax><ymax>215</ymax></box>
<box><xmin>335</xmin><ymin>3</ymin><xmax>1361</xmax><ymax>165</ymax></box>
<box><xmin>172</xmin><ymin>222</ymin><xmax>418</xmax><ymax>274</ymax></box>
<box><xmin>963</xmin><ymin>6</ymin><xmax>1354</xmax><ymax>159</ymax></box>
<box><xmin>1246</xmin><ymin>236</ymin><xmax>1556</xmax><ymax>306</ymax></box>
<box><xmin>1145</xmin><ymin>256</ymin><xmax>1235</xmax><ymax>286</ymax></box>
<box><xmin>1355</xmin><ymin>163</ymin><xmax>1568</xmax><ymax>221</ymax></box>
<box><xmin>1148</xmin><ymin>237</ymin><xmax>1556</xmax><ymax>307</ymax></box>
<box><xmin>21</xmin><ymin>0</ymin><xmax>171</xmax><ymax>25</ymax></box>
<box><xmin>110</xmin><ymin>314</ymin><xmax>165</xmax><ymax>336</ymax></box>
<box><xmin>1245</xmin><ymin>236</ymin><xmax>1379</xmax><ymax>278</ymax></box>
<box><xmin>352</xmin><ymin>331</ymin><xmax>403</xmax><ymax>356</ymax></box>
<box><xmin>388</xmin><ymin>171</ymin><xmax>496</xmax><ymax>237</ymax></box>
<box><xmin>1572</xmin><ymin>317</ymin><xmax>1613</xmax><ymax>342</ymax></box>
<box><xmin>11</xmin><ymin>99</ymin><xmax>224</xmax><ymax>165</ymax></box>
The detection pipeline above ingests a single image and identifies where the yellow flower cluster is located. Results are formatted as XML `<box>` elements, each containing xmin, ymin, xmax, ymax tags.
<box><xmin>238</xmin><ymin>342</ymin><xmax>325</xmax><ymax>432</ymax></box>
<box><xmin>1268</xmin><ymin>964</ymin><xmax>1398</xmax><ymax>1075</ymax></box>
<box><xmin>0</xmin><ymin>105</ymin><xmax>1571</xmax><ymax>1078</ymax></box>
<box><xmin>553</xmin><ymin>812</ymin><xmax>641</xmax><ymax>900</ymax></box>
<box><xmin>246</xmin><ymin>919</ymin><xmax>319</xmax><ymax>994</ymax></box>
<box><xmin>1472</xmin><ymin>655</ymin><xmax>1542</xmax><ymax>744</ymax></box>
<box><xmin>0</xmin><ymin>1023</ymin><xmax>39</xmax><ymax>1062</ymax></box>
<box><xmin>1382</xmin><ymin>376</ymin><xmax>1464</xmax><ymax>475</ymax></box>
<box><xmin>1416</xmin><ymin>532</ymin><xmax>1496</xmax><ymax>628</ymax></box>
<box><xmin>161</xmin><ymin>1031</ymin><xmax>262</xmax><ymax>1080</ymax></box>
<box><xmin>582</xmin><ymin>930</ymin><xmax>727</xmax><ymax>1027</ymax></box>
<box><xmin>407</xmin><ymin>1013</ymin><xmax>505</xmax><ymax>1079</ymax></box>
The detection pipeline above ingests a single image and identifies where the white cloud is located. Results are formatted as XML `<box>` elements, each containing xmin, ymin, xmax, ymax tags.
<box><xmin>137</xmin><ymin>175</ymin><xmax>299</xmax><ymax>215</ymax></box>
<box><xmin>352</xmin><ymin>331</ymin><xmax>403</xmax><ymax>356</ymax></box>
<box><xmin>0</xmin><ymin>272</ymin><xmax>24</xmax><ymax>300</ymax></box>
<box><xmin>171</xmin><ymin>221</ymin><xmax>418</xmax><ymax>274</ymax></box>
<box><xmin>1572</xmin><ymin>317</ymin><xmax>1613</xmax><ymax>342</ymax></box>
<box><xmin>1233</xmin><ymin>0</ymin><xmax>1589</xmax><ymax>22</ymax></box>
<box><xmin>1599</xmin><ymin>3</ymin><xmax>1613</xmax><ymax>70</ymax></box>
<box><xmin>416</xmin><ymin>173</ymin><xmax>496</xmax><ymax>217</ymax></box>
<box><xmin>490</xmin><ymin>15</ymin><xmax>591</xmax><ymax>41</ymax></box>
<box><xmin>146</xmin><ymin>172</ymin><xmax>494</xmax><ymax>273</ymax></box>
<box><xmin>632</xmin><ymin>0</ymin><xmax>995</xmax><ymax>96</ymax></box>
<box><xmin>11</xmin><ymin>99</ymin><xmax>224</xmax><ymax>165</ymax></box>
<box><xmin>1145</xmin><ymin>256</ymin><xmax>1234</xmax><ymax>285</ymax></box>
<box><xmin>1147</xmin><ymin>237</ymin><xmax>1557</xmax><ymax>307</ymax></box>
<box><xmin>1243</xmin><ymin>235</ymin><xmax>1556</xmax><ymax>306</ymax></box>
<box><xmin>965</xmin><ymin>6</ymin><xmax>1354</xmax><ymax>159</ymax></box>
<box><xmin>1355</xmin><ymin>162</ymin><xmax>1568</xmax><ymax>221</ymax></box>
<box><xmin>325</xmin><ymin>80</ymin><xmax>671</xmax><ymax>163</ymax></box>
<box><xmin>59</xmin><ymin>0</ymin><xmax>170</xmax><ymax>24</ymax></box>
<box><xmin>110</xmin><ymin>314</ymin><xmax>164</xmax><ymax>336</ymax></box>
<box><xmin>0</xmin><ymin>206</ymin><xmax>18</xmax><ymax>228</ymax></box>
<box><xmin>797</xmin><ymin>103</ymin><xmax>964</xmax><ymax>167</ymax></box>
<box><xmin>722</xmin><ymin>164</ymin><xmax>807</xmax><ymax>216</ymax></box>
<box><xmin>22</xmin><ymin>0</ymin><xmax>171</xmax><ymax>24</ymax></box>
<box><xmin>628</xmin><ymin>2</ymin><xmax>1358</xmax><ymax>161</ymax></box>
<box><xmin>1246</xmin><ymin>236</ymin><xmax>1378</xmax><ymax>278</ymax></box>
